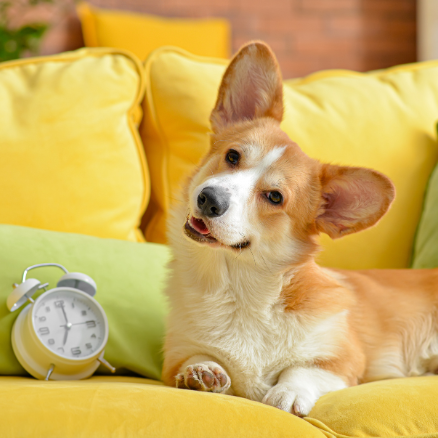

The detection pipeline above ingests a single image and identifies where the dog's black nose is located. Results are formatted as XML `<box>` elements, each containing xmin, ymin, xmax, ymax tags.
<box><xmin>197</xmin><ymin>186</ymin><xmax>230</xmax><ymax>217</ymax></box>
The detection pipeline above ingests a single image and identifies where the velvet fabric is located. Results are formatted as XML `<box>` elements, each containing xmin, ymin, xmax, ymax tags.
<box><xmin>307</xmin><ymin>376</ymin><xmax>438</xmax><ymax>437</ymax></box>
<box><xmin>0</xmin><ymin>48</ymin><xmax>149</xmax><ymax>242</ymax></box>
<box><xmin>412</xmin><ymin>132</ymin><xmax>438</xmax><ymax>270</ymax></box>
<box><xmin>78</xmin><ymin>2</ymin><xmax>230</xmax><ymax>61</ymax></box>
<box><xmin>0</xmin><ymin>376</ymin><xmax>325</xmax><ymax>438</ymax></box>
<box><xmin>3</xmin><ymin>375</ymin><xmax>438</xmax><ymax>437</ymax></box>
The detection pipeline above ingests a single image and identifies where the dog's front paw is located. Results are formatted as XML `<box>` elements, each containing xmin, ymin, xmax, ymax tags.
<box><xmin>262</xmin><ymin>383</ymin><xmax>317</xmax><ymax>417</ymax></box>
<box><xmin>175</xmin><ymin>363</ymin><xmax>231</xmax><ymax>393</ymax></box>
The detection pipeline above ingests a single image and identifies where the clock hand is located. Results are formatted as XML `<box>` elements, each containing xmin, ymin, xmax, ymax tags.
<box><xmin>63</xmin><ymin>326</ymin><xmax>69</xmax><ymax>346</ymax></box>
<box><xmin>61</xmin><ymin>321</ymin><xmax>72</xmax><ymax>346</ymax></box>
<box><xmin>59</xmin><ymin>304</ymin><xmax>73</xmax><ymax>345</ymax></box>
<box><xmin>60</xmin><ymin>304</ymin><xmax>69</xmax><ymax>324</ymax></box>
<box><xmin>60</xmin><ymin>321</ymin><xmax>96</xmax><ymax>327</ymax></box>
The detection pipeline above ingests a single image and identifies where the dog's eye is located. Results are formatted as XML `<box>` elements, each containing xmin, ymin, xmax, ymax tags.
<box><xmin>226</xmin><ymin>149</ymin><xmax>240</xmax><ymax>166</ymax></box>
<box><xmin>267</xmin><ymin>191</ymin><xmax>283</xmax><ymax>205</ymax></box>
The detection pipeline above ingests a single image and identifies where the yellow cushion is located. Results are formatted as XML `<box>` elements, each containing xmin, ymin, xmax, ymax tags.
<box><xmin>77</xmin><ymin>2</ymin><xmax>230</xmax><ymax>61</ymax></box>
<box><xmin>306</xmin><ymin>376</ymin><xmax>438</xmax><ymax>437</ymax></box>
<box><xmin>140</xmin><ymin>47</ymin><xmax>438</xmax><ymax>269</ymax></box>
<box><xmin>0</xmin><ymin>48</ymin><xmax>149</xmax><ymax>242</ymax></box>
<box><xmin>0</xmin><ymin>376</ymin><xmax>325</xmax><ymax>437</ymax></box>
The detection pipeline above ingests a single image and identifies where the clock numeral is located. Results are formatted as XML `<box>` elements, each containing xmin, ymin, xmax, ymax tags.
<box><xmin>39</xmin><ymin>316</ymin><xmax>46</xmax><ymax>322</ymax></box>
<box><xmin>45</xmin><ymin>306</ymin><xmax>51</xmax><ymax>313</ymax></box>
<box><xmin>54</xmin><ymin>300</ymin><xmax>64</xmax><ymax>308</ymax></box>
<box><xmin>39</xmin><ymin>327</ymin><xmax>49</xmax><ymax>335</ymax></box>
<box><xmin>81</xmin><ymin>310</ymin><xmax>87</xmax><ymax>316</ymax></box>
<box><xmin>86</xmin><ymin>343</ymin><xmax>92</xmax><ymax>349</ymax></box>
<box><xmin>86</xmin><ymin>320</ymin><xmax>96</xmax><ymax>328</ymax></box>
<box><xmin>71</xmin><ymin>347</ymin><xmax>81</xmax><ymax>356</ymax></box>
<box><xmin>48</xmin><ymin>339</ymin><xmax>55</xmax><ymax>345</ymax></box>
<box><xmin>91</xmin><ymin>334</ymin><xmax>96</xmax><ymax>339</ymax></box>
<box><xmin>71</xmin><ymin>302</ymin><xmax>75</xmax><ymax>309</ymax></box>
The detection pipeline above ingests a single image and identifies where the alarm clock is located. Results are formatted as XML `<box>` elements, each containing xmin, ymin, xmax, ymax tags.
<box><xmin>7</xmin><ymin>263</ymin><xmax>115</xmax><ymax>381</ymax></box>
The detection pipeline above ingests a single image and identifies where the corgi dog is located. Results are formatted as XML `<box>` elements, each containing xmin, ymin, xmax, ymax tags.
<box><xmin>162</xmin><ymin>41</ymin><xmax>438</xmax><ymax>416</ymax></box>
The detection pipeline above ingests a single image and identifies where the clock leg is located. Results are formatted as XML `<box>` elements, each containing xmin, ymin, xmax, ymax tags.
<box><xmin>45</xmin><ymin>363</ymin><xmax>55</xmax><ymax>381</ymax></box>
<box><xmin>98</xmin><ymin>356</ymin><xmax>116</xmax><ymax>373</ymax></box>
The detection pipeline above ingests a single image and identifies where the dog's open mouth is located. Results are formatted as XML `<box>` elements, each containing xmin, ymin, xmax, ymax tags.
<box><xmin>184</xmin><ymin>216</ymin><xmax>250</xmax><ymax>250</ymax></box>
<box><xmin>184</xmin><ymin>216</ymin><xmax>218</xmax><ymax>244</ymax></box>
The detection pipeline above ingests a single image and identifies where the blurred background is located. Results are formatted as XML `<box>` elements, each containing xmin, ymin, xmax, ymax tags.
<box><xmin>0</xmin><ymin>0</ymin><xmax>433</xmax><ymax>78</ymax></box>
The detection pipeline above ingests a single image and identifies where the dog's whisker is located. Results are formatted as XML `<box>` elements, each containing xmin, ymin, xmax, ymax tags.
<box><xmin>259</xmin><ymin>252</ymin><xmax>269</xmax><ymax>270</ymax></box>
<box><xmin>249</xmin><ymin>247</ymin><xmax>257</xmax><ymax>267</ymax></box>
<box><xmin>235</xmin><ymin>245</ymin><xmax>243</xmax><ymax>260</ymax></box>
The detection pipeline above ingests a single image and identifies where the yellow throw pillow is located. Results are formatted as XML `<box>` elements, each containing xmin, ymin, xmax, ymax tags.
<box><xmin>0</xmin><ymin>48</ymin><xmax>149</xmax><ymax>242</ymax></box>
<box><xmin>140</xmin><ymin>47</ymin><xmax>438</xmax><ymax>269</ymax></box>
<box><xmin>77</xmin><ymin>2</ymin><xmax>230</xmax><ymax>61</ymax></box>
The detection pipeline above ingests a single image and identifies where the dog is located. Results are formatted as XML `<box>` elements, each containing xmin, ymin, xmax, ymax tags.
<box><xmin>162</xmin><ymin>41</ymin><xmax>438</xmax><ymax>417</ymax></box>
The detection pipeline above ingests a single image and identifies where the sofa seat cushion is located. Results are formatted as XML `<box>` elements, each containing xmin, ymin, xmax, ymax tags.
<box><xmin>0</xmin><ymin>376</ymin><xmax>324</xmax><ymax>438</ymax></box>
<box><xmin>3</xmin><ymin>375</ymin><xmax>438</xmax><ymax>437</ymax></box>
<box><xmin>140</xmin><ymin>47</ymin><xmax>438</xmax><ymax>269</ymax></box>
<box><xmin>307</xmin><ymin>376</ymin><xmax>438</xmax><ymax>437</ymax></box>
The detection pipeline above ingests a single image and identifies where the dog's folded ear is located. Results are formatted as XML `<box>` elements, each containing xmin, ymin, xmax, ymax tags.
<box><xmin>210</xmin><ymin>41</ymin><xmax>284</xmax><ymax>133</ymax></box>
<box><xmin>315</xmin><ymin>164</ymin><xmax>396</xmax><ymax>239</ymax></box>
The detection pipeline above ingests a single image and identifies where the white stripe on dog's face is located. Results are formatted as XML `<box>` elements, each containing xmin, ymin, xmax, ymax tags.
<box><xmin>191</xmin><ymin>146</ymin><xmax>286</xmax><ymax>246</ymax></box>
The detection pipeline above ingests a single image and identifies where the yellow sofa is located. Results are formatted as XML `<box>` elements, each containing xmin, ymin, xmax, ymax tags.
<box><xmin>2</xmin><ymin>47</ymin><xmax>438</xmax><ymax>438</ymax></box>
<box><xmin>3</xmin><ymin>375</ymin><xmax>438</xmax><ymax>437</ymax></box>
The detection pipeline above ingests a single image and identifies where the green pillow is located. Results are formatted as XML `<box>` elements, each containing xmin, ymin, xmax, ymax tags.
<box><xmin>411</xmin><ymin>129</ymin><xmax>438</xmax><ymax>269</ymax></box>
<box><xmin>0</xmin><ymin>224</ymin><xmax>170</xmax><ymax>379</ymax></box>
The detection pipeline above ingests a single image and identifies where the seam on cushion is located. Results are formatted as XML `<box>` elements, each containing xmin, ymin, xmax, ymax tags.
<box><xmin>0</xmin><ymin>47</ymin><xmax>135</xmax><ymax>70</ymax></box>
<box><xmin>0</xmin><ymin>47</ymin><xmax>150</xmax><ymax>242</ymax></box>
<box><xmin>122</xmin><ymin>53</ymin><xmax>151</xmax><ymax>240</ymax></box>
<box><xmin>142</xmin><ymin>46</ymin><xmax>228</xmax><ymax>242</ymax></box>
<box><xmin>374</xmin><ymin>59</ymin><xmax>438</xmax><ymax>75</ymax></box>
<box><xmin>142</xmin><ymin>49</ymin><xmax>172</xmax><ymax>242</ymax></box>
<box><xmin>142</xmin><ymin>47</ymin><xmax>438</xmax><ymax>90</ymax></box>
<box><xmin>287</xmin><ymin>60</ymin><xmax>438</xmax><ymax>87</ymax></box>
<box><xmin>304</xmin><ymin>419</ymin><xmax>337</xmax><ymax>438</ymax></box>
<box><xmin>76</xmin><ymin>2</ymin><xmax>100</xmax><ymax>47</ymax></box>
<box><xmin>305</xmin><ymin>417</ymin><xmax>438</xmax><ymax>438</ymax></box>
<box><xmin>144</xmin><ymin>45</ymin><xmax>229</xmax><ymax>68</ymax></box>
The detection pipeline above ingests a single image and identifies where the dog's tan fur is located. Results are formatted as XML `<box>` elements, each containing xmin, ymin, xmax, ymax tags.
<box><xmin>162</xmin><ymin>41</ymin><xmax>438</xmax><ymax>416</ymax></box>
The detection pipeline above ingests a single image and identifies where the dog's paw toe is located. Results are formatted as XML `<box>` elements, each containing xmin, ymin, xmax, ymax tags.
<box><xmin>262</xmin><ymin>384</ymin><xmax>316</xmax><ymax>417</ymax></box>
<box><xmin>263</xmin><ymin>384</ymin><xmax>296</xmax><ymax>412</ymax></box>
<box><xmin>292</xmin><ymin>396</ymin><xmax>314</xmax><ymax>417</ymax></box>
<box><xmin>175</xmin><ymin>363</ymin><xmax>231</xmax><ymax>393</ymax></box>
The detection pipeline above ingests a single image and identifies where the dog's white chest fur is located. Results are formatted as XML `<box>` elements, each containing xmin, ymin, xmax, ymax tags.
<box><xmin>166</xmin><ymin>237</ymin><xmax>347</xmax><ymax>401</ymax></box>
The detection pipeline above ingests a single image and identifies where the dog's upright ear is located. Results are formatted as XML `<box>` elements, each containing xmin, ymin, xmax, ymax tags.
<box><xmin>315</xmin><ymin>164</ymin><xmax>395</xmax><ymax>239</ymax></box>
<box><xmin>210</xmin><ymin>41</ymin><xmax>283</xmax><ymax>133</ymax></box>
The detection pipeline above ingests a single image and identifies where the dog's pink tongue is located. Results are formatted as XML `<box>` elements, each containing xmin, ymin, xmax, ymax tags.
<box><xmin>190</xmin><ymin>216</ymin><xmax>210</xmax><ymax>235</ymax></box>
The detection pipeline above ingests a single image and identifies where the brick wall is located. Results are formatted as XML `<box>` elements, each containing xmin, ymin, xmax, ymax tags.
<box><xmin>38</xmin><ymin>0</ymin><xmax>416</xmax><ymax>79</ymax></box>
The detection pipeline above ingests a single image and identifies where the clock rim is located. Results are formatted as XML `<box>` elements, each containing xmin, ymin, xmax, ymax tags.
<box><xmin>12</xmin><ymin>305</ymin><xmax>102</xmax><ymax>380</ymax></box>
<box><xmin>30</xmin><ymin>287</ymin><xmax>109</xmax><ymax>362</ymax></box>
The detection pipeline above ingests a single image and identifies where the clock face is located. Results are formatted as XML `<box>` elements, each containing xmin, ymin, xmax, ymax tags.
<box><xmin>32</xmin><ymin>288</ymin><xmax>107</xmax><ymax>360</ymax></box>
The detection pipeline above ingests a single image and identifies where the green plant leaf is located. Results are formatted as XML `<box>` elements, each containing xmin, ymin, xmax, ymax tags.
<box><xmin>0</xmin><ymin>0</ymin><xmax>57</xmax><ymax>62</ymax></box>
<box><xmin>0</xmin><ymin>23</ymin><xmax>48</xmax><ymax>62</ymax></box>
<box><xmin>29</xmin><ymin>0</ymin><xmax>54</xmax><ymax>5</ymax></box>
